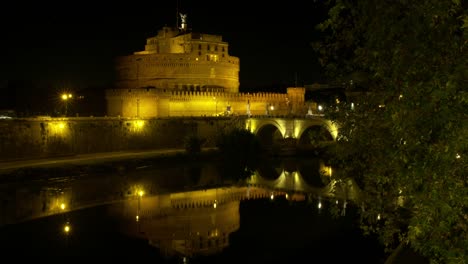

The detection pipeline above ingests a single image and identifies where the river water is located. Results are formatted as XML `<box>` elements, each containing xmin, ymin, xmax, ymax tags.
<box><xmin>0</xmin><ymin>157</ymin><xmax>386</xmax><ymax>263</ymax></box>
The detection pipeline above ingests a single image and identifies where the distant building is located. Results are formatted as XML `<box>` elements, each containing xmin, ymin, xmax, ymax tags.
<box><xmin>105</xmin><ymin>14</ymin><xmax>306</xmax><ymax>118</ymax></box>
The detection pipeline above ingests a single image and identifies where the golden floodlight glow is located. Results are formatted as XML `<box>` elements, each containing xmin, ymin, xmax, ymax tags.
<box><xmin>213</xmin><ymin>200</ymin><xmax>217</xmax><ymax>209</ymax></box>
<box><xmin>270</xmin><ymin>194</ymin><xmax>274</xmax><ymax>200</ymax></box>
<box><xmin>50</xmin><ymin>122</ymin><xmax>68</xmax><ymax>135</ymax></box>
<box><xmin>61</xmin><ymin>94</ymin><xmax>68</xmax><ymax>100</ymax></box>
<box><xmin>136</xmin><ymin>215</ymin><xmax>139</xmax><ymax>222</ymax></box>
<box><xmin>138</xmin><ymin>190</ymin><xmax>144</xmax><ymax>197</ymax></box>
<box><xmin>132</xmin><ymin>120</ymin><xmax>146</xmax><ymax>132</ymax></box>
<box><xmin>60</xmin><ymin>203</ymin><xmax>66</xmax><ymax>210</ymax></box>
<box><xmin>64</xmin><ymin>224</ymin><xmax>71</xmax><ymax>233</ymax></box>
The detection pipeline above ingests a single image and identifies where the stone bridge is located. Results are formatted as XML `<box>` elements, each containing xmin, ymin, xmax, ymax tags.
<box><xmin>242</xmin><ymin>115</ymin><xmax>339</xmax><ymax>148</ymax></box>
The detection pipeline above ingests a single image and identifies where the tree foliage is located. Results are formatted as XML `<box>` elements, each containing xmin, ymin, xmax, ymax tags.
<box><xmin>314</xmin><ymin>0</ymin><xmax>467</xmax><ymax>263</ymax></box>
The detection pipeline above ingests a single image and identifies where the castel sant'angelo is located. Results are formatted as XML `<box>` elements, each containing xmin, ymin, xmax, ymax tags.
<box><xmin>105</xmin><ymin>14</ymin><xmax>307</xmax><ymax>118</ymax></box>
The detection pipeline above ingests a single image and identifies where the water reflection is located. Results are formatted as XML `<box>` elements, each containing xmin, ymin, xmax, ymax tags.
<box><xmin>0</xmin><ymin>157</ymin><xmax>373</xmax><ymax>261</ymax></box>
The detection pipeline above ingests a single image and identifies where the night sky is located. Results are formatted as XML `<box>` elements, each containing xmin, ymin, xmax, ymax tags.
<box><xmin>0</xmin><ymin>1</ymin><xmax>328</xmax><ymax>114</ymax></box>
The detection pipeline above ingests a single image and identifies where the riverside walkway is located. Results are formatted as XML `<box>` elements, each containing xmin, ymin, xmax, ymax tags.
<box><xmin>0</xmin><ymin>148</ymin><xmax>217</xmax><ymax>173</ymax></box>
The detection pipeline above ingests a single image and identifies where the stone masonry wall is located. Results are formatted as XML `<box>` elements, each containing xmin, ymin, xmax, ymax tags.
<box><xmin>0</xmin><ymin>117</ymin><xmax>244</xmax><ymax>161</ymax></box>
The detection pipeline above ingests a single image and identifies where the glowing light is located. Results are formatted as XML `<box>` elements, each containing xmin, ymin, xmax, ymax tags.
<box><xmin>213</xmin><ymin>200</ymin><xmax>217</xmax><ymax>209</ymax></box>
<box><xmin>60</xmin><ymin>203</ymin><xmax>66</xmax><ymax>210</ymax></box>
<box><xmin>285</xmin><ymin>194</ymin><xmax>289</xmax><ymax>199</ymax></box>
<box><xmin>377</xmin><ymin>214</ymin><xmax>381</xmax><ymax>220</ymax></box>
<box><xmin>350</xmin><ymin>102</ymin><xmax>354</xmax><ymax>110</ymax></box>
<box><xmin>136</xmin><ymin>215</ymin><xmax>139</xmax><ymax>222</ymax></box>
<box><xmin>318</xmin><ymin>202</ymin><xmax>322</xmax><ymax>209</ymax></box>
<box><xmin>64</xmin><ymin>223</ymin><xmax>71</xmax><ymax>233</ymax></box>
<box><xmin>138</xmin><ymin>190</ymin><xmax>144</xmax><ymax>197</ymax></box>
<box><xmin>270</xmin><ymin>194</ymin><xmax>274</xmax><ymax>200</ymax></box>
<box><xmin>132</xmin><ymin>120</ymin><xmax>146</xmax><ymax>132</ymax></box>
<box><xmin>318</xmin><ymin>105</ymin><xmax>323</xmax><ymax>111</ymax></box>
<box><xmin>336</xmin><ymin>200</ymin><xmax>339</xmax><ymax>204</ymax></box>
<box><xmin>456</xmin><ymin>153</ymin><xmax>461</xmax><ymax>159</ymax></box>
<box><xmin>51</xmin><ymin>122</ymin><xmax>68</xmax><ymax>135</ymax></box>
<box><xmin>61</xmin><ymin>93</ymin><xmax>73</xmax><ymax>100</ymax></box>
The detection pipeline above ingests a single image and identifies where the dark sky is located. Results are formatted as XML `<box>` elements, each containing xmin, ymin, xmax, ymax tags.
<box><xmin>0</xmin><ymin>1</ymin><xmax>328</xmax><ymax>110</ymax></box>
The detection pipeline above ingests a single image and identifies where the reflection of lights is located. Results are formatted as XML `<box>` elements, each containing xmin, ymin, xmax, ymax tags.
<box><xmin>64</xmin><ymin>223</ymin><xmax>71</xmax><ymax>234</ymax></box>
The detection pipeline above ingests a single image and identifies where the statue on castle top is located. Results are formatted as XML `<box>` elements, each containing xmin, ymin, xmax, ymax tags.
<box><xmin>179</xmin><ymin>13</ymin><xmax>187</xmax><ymax>31</ymax></box>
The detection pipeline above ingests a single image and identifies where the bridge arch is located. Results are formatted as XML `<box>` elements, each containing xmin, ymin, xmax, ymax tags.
<box><xmin>252</xmin><ymin>121</ymin><xmax>285</xmax><ymax>148</ymax></box>
<box><xmin>246</xmin><ymin>117</ymin><xmax>339</xmax><ymax>144</ymax></box>
<box><xmin>297</xmin><ymin>125</ymin><xmax>334</xmax><ymax>146</ymax></box>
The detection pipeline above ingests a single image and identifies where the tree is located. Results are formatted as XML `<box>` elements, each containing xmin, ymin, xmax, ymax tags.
<box><xmin>314</xmin><ymin>1</ymin><xmax>467</xmax><ymax>263</ymax></box>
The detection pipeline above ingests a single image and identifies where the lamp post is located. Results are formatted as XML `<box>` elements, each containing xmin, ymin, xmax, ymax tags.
<box><xmin>61</xmin><ymin>93</ymin><xmax>72</xmax><ymax>116</ymax></box>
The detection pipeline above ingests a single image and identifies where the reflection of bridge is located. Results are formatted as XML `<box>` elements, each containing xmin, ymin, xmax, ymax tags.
<box><xmin>244</xmin><ymin>116</ymin><xmax>339</xmax><ymax>147</ymax></box>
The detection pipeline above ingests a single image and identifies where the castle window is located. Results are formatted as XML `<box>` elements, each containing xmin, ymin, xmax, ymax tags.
<box><xmin>207</xmin><ymin>45</ymin><xmax>210</xmax><ymax>51</ymax></box>
<box><xmin>198</xmin><ymin>44</ymin><xmax>201</xmax><ymax>50</ymax></box>
<box><xmin>198</xmin><ymin>52</ymin><xmax>201</xmax><ymax>56</ymax></box>
<box><xmin>222</xmin><ymin>54</ymin><xmax>225</xmax><ymax>58</ymax></box>
<box><xmin>222</xmin><ymin>47</ymin><xmax>225</xmax><ymax>52</ymax></box>
<box><xmin>215</xmin><ymin>46</ymin><xmax>218</xmax><ymax>51</ymax></box>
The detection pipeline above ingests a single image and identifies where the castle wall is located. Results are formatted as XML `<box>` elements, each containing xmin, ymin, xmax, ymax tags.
<box><xmin>0</xmin><ymin>117</ymin><xmax>243</xmax><ymax>161</ymax></box>
<box><xmin>105</xmin><ymin>87</ymin><xmax>306</xmax><ymax>118</ymax></box>
<box><xmin>115</xmin><ymin>54</ymin><xmax>240</xmax><ymax>93</ymax></box>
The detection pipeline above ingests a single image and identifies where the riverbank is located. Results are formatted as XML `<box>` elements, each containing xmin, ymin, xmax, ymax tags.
<box><xmin>0</xmin><ymin>147</ymin><xmax>220</xmax><ymax>179</ymax></box>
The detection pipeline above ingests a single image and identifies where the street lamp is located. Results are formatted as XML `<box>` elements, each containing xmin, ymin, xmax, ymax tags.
<box><xmin>61</xmin><ymin>93</ymin><xmax>73</xmax><ymax>116</ymax></box>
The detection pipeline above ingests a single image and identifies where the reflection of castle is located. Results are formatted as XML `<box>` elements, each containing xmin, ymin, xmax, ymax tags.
<box><xmin>105</xmin><ymin>14</ymin><xmax>306</xmax><ymax>118</ymax></box>
<box><xmin>110</xmin><ymin>187</ymin><xmax>277</xmax><ymax>258</ymax></box>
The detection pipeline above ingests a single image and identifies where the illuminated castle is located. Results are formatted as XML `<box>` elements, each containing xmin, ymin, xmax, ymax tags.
<box><xmin>105</xmin><ymin>14</ymin><xmax>306</xmax><ymax>117</ymax></box>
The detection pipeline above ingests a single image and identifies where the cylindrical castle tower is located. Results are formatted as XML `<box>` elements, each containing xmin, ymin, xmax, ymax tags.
<box><xmin>114</xmin><ymin>25</ymin><xmax>240</xmax><ymax>93</ymax></box>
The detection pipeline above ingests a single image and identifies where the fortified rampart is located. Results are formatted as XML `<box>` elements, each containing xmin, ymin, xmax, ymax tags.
<box><xmin>0</xmin><ymin>117</ymin><xmax>244</xmax><ymax>161</ymax></box>
<box><xmin>106</xmin><ymin>87</ymin><xmax>307</xmax><ymax>118</ymax></box>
